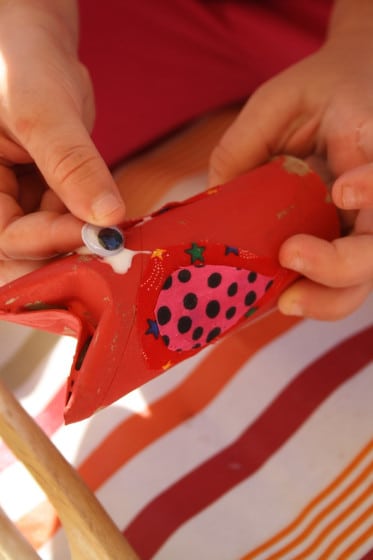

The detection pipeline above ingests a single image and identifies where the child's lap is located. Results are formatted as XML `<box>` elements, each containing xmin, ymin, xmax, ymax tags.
<box><xmin>78</xmin><ymin>0</ymin><xmax>332</xmax><ymax>166</ymax></box>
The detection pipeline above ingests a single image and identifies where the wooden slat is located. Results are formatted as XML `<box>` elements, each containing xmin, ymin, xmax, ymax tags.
<box><xmin>0</xmin><ymin>379</ymin><xmax>139</xmax><ymax>560</ymax></box>
<box><xmin>0</xmin><ymin>504</ymin><xmax>41</xmax><ymax>560</ymax></box>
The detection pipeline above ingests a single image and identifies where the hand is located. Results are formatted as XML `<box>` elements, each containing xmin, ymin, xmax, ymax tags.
<box><xmin>208</xmin><ymin>32</ymin><xmax>373</xmax><ymax>320</ymax></box>
<box><xmin>0</xmin><ymin>2</ymin><xmax>125</xmax><ymax>284</ymax></box>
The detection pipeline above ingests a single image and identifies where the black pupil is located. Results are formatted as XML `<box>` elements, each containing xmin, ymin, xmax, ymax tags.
<box><xmin>98</xmin><ymin>228</ymin><xmax>123</xmax><ymax>251</ymax></box>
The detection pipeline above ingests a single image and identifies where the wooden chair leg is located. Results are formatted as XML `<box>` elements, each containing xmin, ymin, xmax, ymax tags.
<box><xmin>0</xmin><ymin>504</ymin><xmax>41</xmax><ymax>560</ymax></box>
<box><xmin>0</xmin><ymin>379</ymin><xmax>139</xmax><ymax>560</ymax></box>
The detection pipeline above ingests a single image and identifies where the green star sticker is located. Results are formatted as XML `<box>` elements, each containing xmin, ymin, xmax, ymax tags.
<box><xmin>185</xmin><ymin>242</ymin><xmax>206</xmax><ymax>264</ymax></box>
<box><xmin>245</xmin><ymin>307</ymin><xmax>258</xmax><ymax>318</ymax></box>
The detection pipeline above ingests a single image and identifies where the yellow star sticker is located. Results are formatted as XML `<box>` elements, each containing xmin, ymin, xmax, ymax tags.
<box><xmin>151</xmin><ymin>248</ymin><xmax>167</xmax><ymax>260</ymax></box>
<box><xmin>162</xmin><ymin>360</ymin><xmax>173</xmax><ymax>371</ymax></box>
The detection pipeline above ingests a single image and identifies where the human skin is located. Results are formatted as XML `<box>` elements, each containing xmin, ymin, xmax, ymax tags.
<box><xmin>209</xmin><ymin>0</ymin><xmax>373</xmax><ymax>320</ymax></box>
<box><xmin>0</xmin><ymin>0</ymin><xmax>372</xmax><ymax>322</ymax></box>
<box><xmin>0</xmin><ymin>0</ymin><xmax>125</xmax><ymax>278</ymax></box>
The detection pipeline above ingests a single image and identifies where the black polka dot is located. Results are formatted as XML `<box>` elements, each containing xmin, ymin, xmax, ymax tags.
<box><xmin>265</xmin><ymin>280</ymin><xmax>274</xmax><ymax>291</ymax></box>
<box><xmin>157</xmin><ymin>306</ymin><xmax>171</xmax><ymax>325</ymax></box>
<box><xmin>248</xmin><ymin>271</ymin><xmax>257</xmax><ymax>283</ymax></box>
<box><xmin>162</xmin><ymin>276</ymin><xmax>172</xmax><ymax>290</ymax></box>
<box><xmin>206</xmin><ymin>300</ymin><xmax>220</xmax><ymax>318</ymax></box>
<box><xmin>245</xmin><ymin>291</ymin><xmax>257</xmax><ymax>306</ymax></box>
<box><xmin>178</xmin><ymin>316</ymin><xmax>192</xmax><ymax>334</ymax></box>
<box><xmin>208</xmin><ymin>272</ymin><xmax>222</xmax><ymax>288</ymax></box>
<box><xmin>206</xmin><ymin>327</ymin><xmax>221</xmax><ymax>343</ymax></box>
<box><xmin>227</xmin><ymin>282</ymin><xmax>238</xmax><ymax>297</ymax></box>
<box><xmin>183</xmin><ymin>292</ymin><xmax>198</xmax><ymax>310</ymax></box>
<box><xmin>192</xmin><ymin>326</ymin><xmax>204</xmax><ymax>341</ymax></box>
<box><xmin>192</xmin><ymin>343</ymin><xmax>201</xmax><ymax>349</ymax></box>
<box><xmin>178</xmin><ymin>269</ymin><xmax>191</xmax><ymax>283</ymax></box>
<box><xmin>226</xmin><ymin>306</ymin><xmax>236</xmax><ymax>320</ymax></box>
<box><xmin>162</xmin><ymin>335</ymin><xmax>170</xmax><ymax>347</ymax></box>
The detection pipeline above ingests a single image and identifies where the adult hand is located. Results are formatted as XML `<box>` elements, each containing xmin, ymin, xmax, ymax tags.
<box><xmin>209</xmin><ymin>24</ymin><xmax>373</xmax><ymax>320</ymax></box>
<box><xmin>0</xmin><ymin>1</ymin><xmax>125</xmax><ymax>283</ymax></box>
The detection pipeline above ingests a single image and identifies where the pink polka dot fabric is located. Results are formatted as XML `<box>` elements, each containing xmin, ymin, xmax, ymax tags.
<box><xmin>155</xmin><ymin>264</ymin><xmax>272</xmax><ymax>351</ymax></box>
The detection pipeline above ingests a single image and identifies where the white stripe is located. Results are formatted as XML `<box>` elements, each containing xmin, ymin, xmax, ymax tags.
<box><xmin>337</xmin><ymin>532</ymin><xmax>373</xmax><ymax>560</ymax></box>
<box><xmin>312</xmin><ymin>499</ymin><xmax>373</xmax><ymax>560</ymax></box>
<box><xmin>155</xmin><ymin>365</ymin><xmax>373</xmax><ymax>560</ymax></box>
<box><xmin>0</xmin><ymin>323</ymin><xmax>35</xmax><ymax>363</ymax></box>
<box><xmin>1</xmin><ymin>296</ymin><xmax>371</xmax><ymax>532</ymax></box>
<box><xmin>9</xmin><ymin>334</ymin><xmax>75</xmax><ymax>416</ymax></box>
<box><xmin>0</xmin><ymin>462</ymin><xmax>47</xmax><ymax>520</ymax></box>
<box><xmin>0</xmin><ymin>349</ymin><xmax>210</xmax><ymax>519</ymax></box>
<box><xmin>37</xmin><ymin>528</ymin><xmax>69</xmax><ymax>560</ymax></box>
<box><xmin>50</xmin><ymin>347</ymin><xmax>211</xmax><ymax>465</ymax></box>
<box><xmin>92</xmin><ymin>301</ymin><xmax>373</xmax><ymax>529</ymax></box>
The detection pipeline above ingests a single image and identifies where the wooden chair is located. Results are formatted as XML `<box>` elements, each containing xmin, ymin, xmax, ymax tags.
<box><xmin>0</xmin><ymin>379</ymin><xmax>139</xmax><ymax>560</ymax></box>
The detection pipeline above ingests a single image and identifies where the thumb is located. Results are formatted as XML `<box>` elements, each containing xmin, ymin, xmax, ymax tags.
<box><xmin>17</xmin><ymin>109</ymin><xmax>126</xmax><ymax>226</ymax></box>
<box><xmin>208</xmin><ymin>79</ymin><xmax>318</xmax><ymax>187</ymax></box>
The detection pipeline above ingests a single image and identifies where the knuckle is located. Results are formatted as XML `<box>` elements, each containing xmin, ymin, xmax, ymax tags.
<box><xmin>330</xmin><ymin>237</ymin><xmax>369</xmax><ymax>287</ymax></box>
<box><xmin>48</xmin><ymin>144</ymin><xmax>99</xmax><ymax>188</ymax></box>
<box><xmin>13</xmin><ymin>113</ymin><xmax>40</xmax><ymax>145</ymax></box>
<box><xmin>329</xmin><ymin>258</ymin><xmax>355</xmax><ymax>288</ymax></box>
<box><xmin>209</xmin><ymin>141</ymin><xmax>236</xmax><ymax>183</ymax></box>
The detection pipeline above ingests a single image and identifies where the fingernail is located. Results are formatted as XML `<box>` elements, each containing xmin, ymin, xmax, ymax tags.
<box><xmin>286</xmin><ymin>254</ymin><xmax>305</xmax><ymax>273</ymax></box>
<box><xmin>279</xmin><ymin>300</ymin><xmax>304</xmax><ymax>317</ymax></box>
<box><xmin>91</xmin><ymin>192</ymin><xmax>124</xmax><ymax>221</ymax></box>
<box><xmin>341</xmin><ymin>184</ymin><xmax>357</xmax><ymax>209</ymax></box>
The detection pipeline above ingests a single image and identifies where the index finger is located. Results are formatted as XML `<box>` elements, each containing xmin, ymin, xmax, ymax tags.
<box><xmin>279</xmin><ymin>233</ymin><xmax>373</xmax><ymax>289</ymax></box>
<box><xmin>14</xmin><ymin>106</ymin><xmax>126</xmax><ymax>226</ymax></box>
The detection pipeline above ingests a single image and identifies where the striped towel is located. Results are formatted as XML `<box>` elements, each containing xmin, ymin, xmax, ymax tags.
<box><xmin>0</xmin><ymin>109</ymin><xmax>372</xmax><ymax>560</ymax></box>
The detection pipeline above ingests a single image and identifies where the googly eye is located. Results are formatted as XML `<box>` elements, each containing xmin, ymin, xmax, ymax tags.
<box><xmin>81</xmin><ymin>224</ymin><xmax>125</xmax><ymax>257</ymax></box>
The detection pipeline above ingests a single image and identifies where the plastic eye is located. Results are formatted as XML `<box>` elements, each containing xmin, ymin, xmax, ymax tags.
<box><xmin>81</xmin><ymin>224</ymin><xmax>125</xmax><ymax>257</ymax></box>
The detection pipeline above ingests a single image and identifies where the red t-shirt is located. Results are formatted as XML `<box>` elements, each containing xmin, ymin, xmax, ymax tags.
<box><xmin>78</xmin><ymin>0</ymin><xmax>332</xmax><ymax>165</ymax></box>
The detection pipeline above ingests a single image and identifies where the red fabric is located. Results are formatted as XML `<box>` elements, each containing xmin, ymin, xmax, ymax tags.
<box><xmin>78</xmin><ymin>0</ymin><xmax>332</xmax><ymax>166</ymax></box>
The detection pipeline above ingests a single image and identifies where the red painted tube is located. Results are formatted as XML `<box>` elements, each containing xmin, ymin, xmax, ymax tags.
<box><xmin>0</xmin><ymin>156</ymin><xmax>340</xmax><ymax>423</ymax></box>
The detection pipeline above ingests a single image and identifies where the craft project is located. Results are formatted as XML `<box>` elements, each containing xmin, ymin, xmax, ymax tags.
<box><xmin>0</xmin><ymin>156</ymin><xmax>340</xmax><ymax>423</ymax></box>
